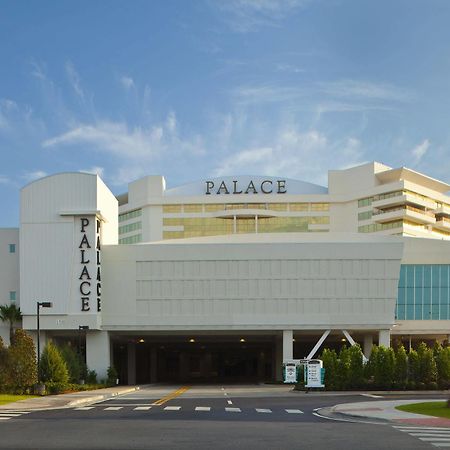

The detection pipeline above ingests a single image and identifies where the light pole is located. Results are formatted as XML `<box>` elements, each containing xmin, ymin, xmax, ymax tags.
<box><xmin>78</xmin><ymin>325</ymin><xmax>89</xmax><ymax>361</ymax></box>
<box><xmin>36</xmin><ymin>301</ymin><xmax>52</xmax><ymax>384</ymax></box>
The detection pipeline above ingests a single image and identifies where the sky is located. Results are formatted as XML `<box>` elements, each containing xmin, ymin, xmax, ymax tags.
<box><xmin>1</xmin><ymin>0</ymin><xmax>450</xmax><ymax>226</ymax></box>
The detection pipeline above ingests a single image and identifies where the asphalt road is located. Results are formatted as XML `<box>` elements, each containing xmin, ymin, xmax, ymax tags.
<box><xmin>0</xmin><ymin>385</ymin><xmax>447</xmax><ymax>450</ymax></box>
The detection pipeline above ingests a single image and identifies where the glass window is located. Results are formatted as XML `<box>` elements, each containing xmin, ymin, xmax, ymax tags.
<box><xmin>9</xmin><ymin>244</ymin><xmax>16</xmax><ymax>253</ymax></box>
<box><xmin>183</xmin><ymin>204</ymin><xmax>203</xmax><ymax>213</ymax></box>
<box><xmin>289</xmin><ymin>203</ymin><xmax>309</xmax><ymax>211</ymax></box>
<box><xmin>163</xmin><ymin>204</ymin><xmax>182</xmax><ymax>213</ymax></box>
<box><xmin>9</xmin><ymin>291</ymin><xmax>16</xmax><ymax>302</ymax></box>
<box><xmin>119</xmin><ymin>209</ymin><xmax>142</xmax><ymax>222</ymax></box>
<box><xmin>118</xmin><ymin>234</ymin><xmax>142</xmax><ymax>244</ymax></box>
<box><xmin>119</xmin><ymin>221</ymin><xmax>142</xmax><ymax>235</ymax></box>
<box><xmin>311</xmin><ymin>203</ymin><xmax>329</xmax><ymax>211</ymax></box>
<box><xmin>204</xmin><ymin>204</ymin><xmax>224</xmax><ymax>212</ymax></box>
<box><xmin>267</xmin><ymin>203</ymin><xmax>288</xmax><ymax>211</ymax></box>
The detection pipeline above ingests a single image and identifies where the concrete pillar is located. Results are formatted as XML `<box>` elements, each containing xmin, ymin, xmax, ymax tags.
<box><xmin>274</xmin><ymin>336</ymin><xmax>283</xmax><ymax>381</ymax></box>
<box><xmin>282</xmin><ymin>330</ymin><xmax>293</xmax><ymax>362</ymax></box>
<box><xmin>150</xmin><ymin>347</ymin><xmax>157</xmax><ymax>383</ymax></box>
<box><xmin>378</xmin><ymin>329</ymin><xmax>391</xmax><ymax>348</ymax></box>
<box><xmin>363</xmin><ymin>334</ymin><xmax>373</xmax><ymax>358</ymax></box>
<box><xmin>127</xmin><ymin>342</ymin><xmax>136</xmax><ymax>385</ymax></box>
<box><xmin>86</xmin><ymin>331</ymin><xmax>111</xmax><ymax>382</ymax></box>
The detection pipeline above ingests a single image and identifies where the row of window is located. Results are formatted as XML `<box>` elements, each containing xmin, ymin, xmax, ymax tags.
<box><xmin>119</xmin><ymin>221</ymin><xmax>142</xmax><ymax>235</ymax></box>
<box><xmin>358</xmin><ymin>210</ymin><xmax>373</xmax><ymax>221</ymax></box>
<box><xmin>118</xmin><ymin>234</ymin><xmax>142</xmax><ymax>244</ymax></box>
<box><xmin>358</xmin><ymin>190</ymin><xmax>448</xmax><ymax>210</ymax></box>
<box><xmin>358</xmin><ymin>220</ymin><xmax>403</xmax><ymax>233</ymax></box>
<box><xmin>118</xmin><ymin>209</ymin><xmax>142</xmax><ymax>223</ymax></box>
<box><xmin>163</xmin><ymin>216</ymin><xmax>329</xmax><ymax>239</ymax></box>
<box><xmin>162</xmin><ymin>203</ymin><xmax>329</xmax><ymax>213</ymax></box>
<box><xmin>397</xmin><ymin>265</ymin><xmax>450</xmax><ymax>320</ymax></box>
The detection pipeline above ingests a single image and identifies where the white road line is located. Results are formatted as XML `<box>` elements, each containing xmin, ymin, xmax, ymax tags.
<box><xmin>104</xmin><ymin>407</ymin><xmax>123</xmax><ymax>411</ymax></box>
<box><xmin>134</xmin><ymin>406</ymin><xmax>152</xmax><ymax>411</ymax></box>
<box><xmin>255</xmin><ymin>408</ymin><xmax>272</xmax><ymax>413</ymax></box>
<box><xmin>432</xmin><ymin>443</ymin><xmax>450</xmax><ymax>447</ymax></box>
<box><xmin>285</xmin><ymin>409</ymin><xmax>303</xmax><ymax>414</ymax></box>
<box><xmin>360</xmin><ymin>393</ymin><xmax>383</xmax><ymax>398</ymax></box>
<box><xmin>394</xmin><ymin>426</ymin><xmax>450</xmax><ymax>431</ymax></box>
<box><xmin>4</xmin><ymin>411</ymin><xmax>30</xmax><ymax>414</ymax></box>
<box><xmin>420</xmin><ymin>438</ymin><xmax>450</xmax><ymax>442</ymax></box>
<box><xmin>164</xmin><ymin>406</ymin><xmax>181</xmax><ymax>411</ymax></box>
<box><xmin>227</xmin><ymin>400</ymin><xmax>233</xmax><ymax>405</ymax></box>
<box><xmin>0</xmin><ymin>417</ymin><xmax>11</xmax><ymax>420</ymax></box>
<box><xmin>74</xmin><ymin>407</ymin><xmax>95</xmax><ymax>411</ymax></box>
<box><xmin>195</xmin><ymin>407</ymin><xmax>211</xmax><ymax>412</ymax></box>
<box><xmin>225</xmin><ymin>407</ymin><xmax>241</xmax><ymax>413</ymax></box>
<box><xmin>411</xmin><ymin>434</ymin><xmax>450</xmax><ymax>437</ymax></box>
<box><xmin>0</xmin><ymin>413</ymin><xmax>21</xmax><ymax>417</ymax></box>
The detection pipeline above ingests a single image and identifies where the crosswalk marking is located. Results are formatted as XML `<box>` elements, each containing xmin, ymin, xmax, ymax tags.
<box><xmin>255</xmin><ymin>408</ymin><xmax>272</xmax><ymax>413</ymax></box>
<box><xmin>195</xmin><ymin>407</ymin><xmax>211</xmax><ymax>411</ymax></box>
<box><xmin>164</xmin><ymin>406</ymin><xmax>181</xmax><ymax>411</ymax></box>
<box><xmin>0</xmin><ymin>417</ymin><xmax>11</xmax><ymax>420</ymax></box>
<box><xmin>0</xmin><ymin>413</ymin><xmax>21</xmax><ymax>417</ymax></box>
<box><xmin>394</xmin><ymin>426</ymin><xmax>450</xmax><ymax>448</ymax></box>
<box><xmin>104</xmin><ymin>407</ymin><xmax>123</xmax><ymax>411</ymax></box>
<box><xmin>74</xmin><ymin>407</ymin><xmax>95</xmax><ymax>411</ymax></box>
<box><xmin>134</xmin><ymin>406</ymin><xmax>152</xmax><ymax>411</ymax></box>
<box><xmin>225</xmin><ymin>407</ymin><xmax>241</xmax><ymax>413</ymax></box>
<box><xmin>285</xmin><ymin>409</ymin><xmax>303</xmax><ymax>414</ymax></box>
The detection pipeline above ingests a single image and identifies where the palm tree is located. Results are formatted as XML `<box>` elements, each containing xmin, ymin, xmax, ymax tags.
<box><xmin>0</xmin><ymin>304</ymin><xmax>22</xmax><ymax>343</ymax></box>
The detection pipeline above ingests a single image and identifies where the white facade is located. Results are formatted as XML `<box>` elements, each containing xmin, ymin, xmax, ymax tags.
<box><xmin>1</xmin><ymin>162</ymin><xmax>450</xmax><ymax>382</ymax></box>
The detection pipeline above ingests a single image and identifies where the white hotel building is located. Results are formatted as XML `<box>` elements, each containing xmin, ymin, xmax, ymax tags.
<box><xmin>1</xmin><ymin>161</ymin><xmax>450</xmax><ymax>383</ymax></box>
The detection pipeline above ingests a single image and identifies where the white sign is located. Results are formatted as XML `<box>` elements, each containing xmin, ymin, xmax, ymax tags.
<box><xmin>305</xmin><ymin>360</ymin><xmax>324</xmax><ymax>388</ymax></box>
<box><xmin>284</xmin><ymin>362</ymin><xmax>297</xmax><ymax>383</ymax></box>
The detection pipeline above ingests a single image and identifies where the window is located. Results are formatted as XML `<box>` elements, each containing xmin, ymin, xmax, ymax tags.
<box><xmin>9</xmin><ymin>291</ymin><xmax>16</xmax><ymax>302</ymax></box>
<box><xmin>9</xmin><ymin>244</ymin><xmax>15</xmax><ymax>253</ymax></box>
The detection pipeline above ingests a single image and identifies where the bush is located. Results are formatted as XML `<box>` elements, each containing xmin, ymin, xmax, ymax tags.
<box><xmin>348</xmin><ymin>344</ymin><xmax>365</xmax><ymax>389</ymax></box>
<box><xmin>321</xmin><ymin>348</ymin><xmax>339</xmax><ymax>390</ymax></box>
<box><xmin>39</xmin><ymin>342</ymin><xmax>69</xmax><ymax>384</ymax></box>
<box><xmin>417</xmin><ymin>342</ymin><xmax>437</xmax><ymax>385</ymax></box>
<box><xmin>107</xmin><ymin>366</ymin><xmax>118</xmax><ymax>385</ymax></box>
<box><xmin>435</xmin><ymin>344</ymin><xmax>450</xmax><ymax>389</ymax></box>
<box><xmin>394</xmin><ymin>346</ymin><xmax>408</xmax><ymax>389</ymax></box>
<box><xmin>86</xmin><ymin>369</ymin><xmax>97</xmax><ymax>384</ymax></box>
<box><xmin>59</xmin><ymin>345</ymin><xmax>82</xmax><ymax>383</ymax></box>
<box><xmin>45</xmin><ymin>381</ymin><xmax>69</xmax><ymax>395</ymax></box>
<box><xmin>0</xmin><ymin>336</ymin><xmax>9</xmax><ymax>391</ymax></box>
<box><xmin>7</xmin><ymin>329</ymin><xmax>37</xmax><ymax>393</ymax></box>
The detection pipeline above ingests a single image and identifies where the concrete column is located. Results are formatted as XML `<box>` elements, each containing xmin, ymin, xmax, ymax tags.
<box><xmin>127</xmin><ymin>342</ymin><xmax>136</xmax><ymax>385</ymax></box>
<box><xmin>86</xmin><ymin>331</ymin><xmax>111</xmax><ymax>382</ymax></box>
<box><xmin>274</xmin><ymin>336</ymin><xmax>283</xmax><ymax>381</ymax></box>
<box><xmin>363</xmin><ymin>334</ymin><xmax>373</xmax><ymax>358</ymax></box>
<box><xmin>282</xmin><ymin>330</ymin><xmax>294</xmax><ymax>362</ymax></box>
<box><xmin>150</xmin><ymin>347</ymin><xmax>157</xmax><ymax>383</ymax></box>
<box><xmin>378</xmin><ymin>329</ymin><xmax>391</xmax><ymax>348</ymax></box>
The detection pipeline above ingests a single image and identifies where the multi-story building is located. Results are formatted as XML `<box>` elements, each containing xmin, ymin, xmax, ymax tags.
<box><xmin>1</xmin><ymin>161</ymin><xmax>450</xmax><ymax>383</ymax></box>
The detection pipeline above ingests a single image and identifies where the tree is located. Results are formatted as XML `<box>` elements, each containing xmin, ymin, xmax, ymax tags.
<box><xmin>348</xmin><ymin>344</ymin><xmax>365</xmax><ymax>389</ymax></box>
<box><xmin>321</xmin><ymin>348</ymin><xmax>339</xmax><ymax>390</ymax></box>
<box><xmin>7</xmin><ymin>329</ymin><xmax>37</xmax><ymax>393</ymax></box>
<box><xmin>0</xmin><ymin>304</ymin><xmax>22</xmax><ymax>344</ymax></box>
<box><xmin>435</xmin><ymin>345</ymin><xmax>450</xmax><ymax>389</ymax></box>
<box><xmin>408</xmin><ymin>348</ymin><xmax>420</xmax><ymax>388</ymax></box>
<box><xmin>395</xmin><ymin>345</ymin><xmax>408</xmax><ymax>389</ymax></box>
<box><xmin>417</xmin><ymin>342</ymin><xmax>437</xmax><ymax>387</ymax></box>
<box><xmin>0</xmin><ymin>336</ymin><xmax>10</xmax><ymax>391</ymax></box>
<box><xmin>39</xmin><ymin>342</ymin><xmax>69</xmax><ymax>384</ymax></box>
<box><xmin>59</xmin><ymin>344</ymin><xmax>82</xmax><ymax>383</ymax></box>
<box><xmin>336</xmin><ymin>346</ymin><xmax>351</xmax><ymax>390</ymax></box>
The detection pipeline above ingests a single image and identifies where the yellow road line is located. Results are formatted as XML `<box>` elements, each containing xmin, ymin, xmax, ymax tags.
<box><xmin>153</xmin><ymin>386</ymin><xmax>190</xmax><ymax>406</ymax></box>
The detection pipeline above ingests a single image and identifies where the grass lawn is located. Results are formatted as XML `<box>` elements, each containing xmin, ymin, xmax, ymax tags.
<box><xmin>396</xmin><ymin>401</ymin><xmax>450</xmax><ymax>419</ymax></box>
<box><xmin>0</xmin><ymin>394</ymin><xmax>38</xmax><ymax>406</ymax></box>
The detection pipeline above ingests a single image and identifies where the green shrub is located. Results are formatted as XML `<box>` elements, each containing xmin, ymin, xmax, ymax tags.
<box><xmin>39</xmin><ymin>342</ymin><xmax>69</xmax><ymax>384</ymax></box>
<box><xmin>59</xmin><ymin>345</ymin><xmax>82</xmax><ymax>383</ymax></box>
<box><xmin>86</xmin><ymin>369</ymin><xmax>97</xmax><ymax>384</ymax></box>
<box><xmin>417</xmin><ymin>342</ymin><xmax>437</xmax><ymax>385</ymax></box>
<box><xmin>45</xmin><ymin>381</ymin><xmax>68</xmax><ymax>395</ymax></box>
<box><xmin>0</xmin><ymin>336</ymin><xmax>9</xmax><ymax>392</ymax></box>
<box><xmin>348</xmin><ymin>344</ymin><xmax>365</xmax><ymax>389</ymax></box>
<box><xmin>408</xmin><ymin>348</ymin><xmax>420</xmax><ymax>386</ymax></box>
<box><xmin>435</xmin><ymin>344</ymin><xmax>450</xmax><ymax>389</ymax></box>
<box><xmin>321</xmin><ymin>348</ymin><xmax>339</xmax><ymax>390</ymax></box>
<box><xmin>7</xmin><ymin>329</ymin><xmax>37</xmax><ymax>393</ymax></box>
<box><xmin>336</xmin><ymin>346</ymin><xmax>351</xmax><ymax>390</ymax></box>
<box><xmin>394</xmin><ymin>346</ymin><xmax>408</xmax><ymax>389</ymax></box>
<box><xmin>107</xmin><ymin>366</ymin><xmax>119</xmax><ymax>385</ymax></box>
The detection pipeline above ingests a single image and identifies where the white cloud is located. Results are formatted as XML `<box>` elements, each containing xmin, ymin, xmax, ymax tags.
<box><xmin>0</xmin><ymin>175</ymin><xmax>10</xmax><ymax>185</ymax></box>
<box><xmin>22</xmin><ymin>170</ymin><xmax>47</xmax><ymax>183</ymax></box>
<box><xmin>318</xmin><ymin>80</ymin><xmax>412</xmax><ymax>102</ymax></box>
<box><xmin>166</xmin><ymin>111</ymin><xmax>177</xmax><ymax>134</ymax></box>
<box><xmin>65</xmin><ymin>61</ymin><xmax>85</xmax><ymax>100</ymax></box>
<box><xmin>80</xmin><ymin>166</ymin><xmax>105</xmax><ymax>177</ymax></box>
<box><xmin>215</xmin><ymin>0</ymin><xmax>310</xmax><ymax>32</ymax></box>
<box><xmin>411</xmin><ymin>139</ymin><xmax>430</xmax><ymax>165</ymax></box>
<box><xmin>212</xmin><ymin>127</ymin><xmax>366</xmax><ymax>185</ymax></box>
<box><xmin>120</xmin><ymin>76</ymin><xmax>135</xmax><ymax>90</ymax></box>
<box><xmin>231</xmin><ymin>85</ymin><xmax>306</xmax><ymax>105</ymax></box>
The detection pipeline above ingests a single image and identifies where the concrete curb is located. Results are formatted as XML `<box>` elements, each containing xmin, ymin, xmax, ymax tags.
<box><xmin>67</xmin><ymin>386</ymin><xmax>140</xmax><ymax>408</ymax></box>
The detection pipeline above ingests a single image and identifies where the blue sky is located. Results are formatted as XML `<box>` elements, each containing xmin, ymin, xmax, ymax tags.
<box><xmin>1</xmin><ymin>0</ymin><xmax>450</xmax><ymax>226</ymax></box>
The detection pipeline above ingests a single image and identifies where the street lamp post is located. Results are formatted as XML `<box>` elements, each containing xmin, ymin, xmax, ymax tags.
<box><xmin>36</xmin><ymin>301</ymin><xmax>52</xmax><ymax>384</ymax></box>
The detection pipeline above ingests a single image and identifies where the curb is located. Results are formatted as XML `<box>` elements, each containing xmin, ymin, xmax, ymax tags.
<box><xmin>315</xmin><ymin>406</ymin><xmax>390</xmax><ymax>425</ymax></box>
<box><xmin>67</xmin><ymin>386</ymin><xmax>140</xmax><ymax>408</ymax></box>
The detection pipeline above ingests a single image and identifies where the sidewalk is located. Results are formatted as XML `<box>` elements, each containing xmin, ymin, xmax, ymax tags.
<box><xmin>0</xmin><ymin>385</ymin><xmax>140</xmax><ymax>411</ymax></box>
<box><xmin>328</xmin><ymin>399</ymin><xmax>450</xmax><ymax>427</ymax></box>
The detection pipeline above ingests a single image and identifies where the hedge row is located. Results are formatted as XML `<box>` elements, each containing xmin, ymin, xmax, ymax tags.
<box><xmin>0</xmin><ymin>329</ymin><xmax>118</xmax><ymax>395</ymax></box>
<box><xmin>316</xmin><ymin>342</ymin><xmax>450</xmax><ymax>390</ymax></box>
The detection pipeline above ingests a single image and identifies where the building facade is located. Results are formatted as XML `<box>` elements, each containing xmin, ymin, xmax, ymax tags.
<box><xmin>1</xmin><ymin>162</ymin><xmax>450</xmax><ymax>383</ymax></box>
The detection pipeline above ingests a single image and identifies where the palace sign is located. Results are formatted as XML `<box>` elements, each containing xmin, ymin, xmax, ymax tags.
<box><xmin>205</xmin><ymin>179</ymin><xmax>287</xmax><ymax>195</ymax></box>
